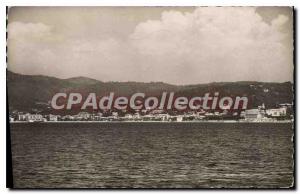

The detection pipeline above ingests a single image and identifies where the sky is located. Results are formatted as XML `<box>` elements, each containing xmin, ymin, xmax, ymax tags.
<box><xmin>7</xmin><ymin>7</ymin><xmax>293</xmax><ymax>85</ymax></box>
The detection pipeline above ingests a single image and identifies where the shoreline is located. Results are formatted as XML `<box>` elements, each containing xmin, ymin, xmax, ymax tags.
<box><xmin>10</xmin><ymin>120</ymin><xmax>293</xmax><ymax>124</ymax></box>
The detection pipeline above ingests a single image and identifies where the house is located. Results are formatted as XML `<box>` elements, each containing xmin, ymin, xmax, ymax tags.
<box><xmin>112</xmin><ymin>112</ymin><xmax>119</xmax><ymax>117</ymax></box>
<box><xmin>176</xmin><ymin>116</ymin><xmax>183</xmax><ymax>122</ymax></box>
<box><xmin>18</xmin><ymin>113</ymin><xmax>44</xmax><ymax>122</ymax></box>
<box><xmin>124</xmin><ymin>114</ymin><xmax>133</xmax><ymax>119</ymax></box>
<box><xmin>266</xmin><ymin>108</ymin><xmax>286</xmax><ymax>117</ymax></box>
<box><xmin>74</xmin><ymin>112</ymin><xmax>90</xmax><ymax>120</ymax></box>
<box><xmin>49</xmin><ymin>114</ymin><xmax>59</xmax><ymax>121</ymax></box>
<box><xmin>133</xmin><ymin>112</ymin><xmax>141</xmax><ymax>119</ymax></box>
<box><xmin>157</xmin><ymin>114</ymin><xmax>170</xmax><ymax>121</ymax></box>
<box><xmin>244</xmin><ymin>109</ymin><xmax>264</xmax><ymax>120</ymax></box>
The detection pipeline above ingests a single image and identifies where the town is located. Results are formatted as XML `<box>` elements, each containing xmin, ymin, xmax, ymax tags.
<box><xmin>9</xmin><ymin>103</ymin><xmax>293</xmax><ymax>123</ymax></box>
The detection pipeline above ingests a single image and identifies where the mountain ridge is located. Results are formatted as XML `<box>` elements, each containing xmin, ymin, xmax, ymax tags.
<box><xmin>7</xmin><ymin>70</ymin><xmax>292</xmax><ymax>86</ymax></box>
<box><xmin>7</xmin><ymin>70</ymin><xmax>293</xmax><ymax>113</ymax></box>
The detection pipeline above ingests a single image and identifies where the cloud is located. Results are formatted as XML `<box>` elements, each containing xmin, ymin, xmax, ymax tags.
<box><xmin>7</xmin><ymin>7</ymin><xmax>292</xmax><ymax>85</ymax></box>
<box><xmin>8</xmin><ymin>22</ymin><xmax>52</xmax><ymax>40</ymax></box>
<box><xmin>129</xmin><ymin>7</ymin><xmax>292</xmax><ymax>84</ymax></box>
<box><xmin>8</xmin><ymin>22</ymin><xmax>59</xmax><ymax>75</ymax></box>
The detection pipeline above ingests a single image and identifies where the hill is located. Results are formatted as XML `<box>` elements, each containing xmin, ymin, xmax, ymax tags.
<box><xmin>7</xmin><ymin>70</ymin><xmax>293</xmax><ymax>113</ymax></box>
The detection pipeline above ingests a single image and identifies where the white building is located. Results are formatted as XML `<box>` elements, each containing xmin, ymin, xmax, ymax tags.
<box><xmin>176</xmin><ymin>116</ymin><xmax>183</xmax><ymax>122</ymax></box>
<box><xmin>74</xmin><ymin>112</ymin><xmax>90</xmax><ymax>120</ymax></box>
<box><xmin>266</xmin><ymin>108</ymin><xmax>286</xmax><ymax>117</ymax></box>
<box><xmin>62</xmin><ymin>115</ymin><xmax>74</xmax><ymax>120</ymax></box>
<box><xmin>133</xmin><ymin>112</ymin><xmax>141</xmax><ymax>119</ymax></box>
<box><xmin>112</xmin><ymin>112</ymin><xmax>119</xmax><ymax>117</ymax></box>
<box><xmin>49</xmin><ymin>114</ymin><xmax>59</xmax><ymax>121</ymax></box>
<box><xmin>18</xmin><ymin>113</ymin><xmax>44</xmax><ymax>122</ymax></box>
<box><xmin>244</xmin><ymin>109</ymin><xmax>264</xmax><ymax>120</ymax></box>
<box><xmin>157</xmin><ymin>114</ymin><xmax>170</xmax><ymax>121</ymax></box>
<box><xmin>124</xmin><ymin>114</ymin><xmax>133</xmax><ymax>119</ymax></box>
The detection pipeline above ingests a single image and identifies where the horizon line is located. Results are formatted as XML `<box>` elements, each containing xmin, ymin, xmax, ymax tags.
<box><xmin>7</xmin><ymin>69</ymin><xmax>294</xmax><ymax>87</ymax></box>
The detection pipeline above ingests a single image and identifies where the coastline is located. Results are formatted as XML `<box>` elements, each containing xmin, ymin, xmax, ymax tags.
<box><xmin>10</xmin><ymin>120</ymin><xmax>293</xmax><ymax>124</ymax></box>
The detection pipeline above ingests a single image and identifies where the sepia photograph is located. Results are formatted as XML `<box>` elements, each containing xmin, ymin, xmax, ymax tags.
<box><xmin>6</xmin><ymin>6</ymin><xmax>294</xmax><ymax>188</ymax></box>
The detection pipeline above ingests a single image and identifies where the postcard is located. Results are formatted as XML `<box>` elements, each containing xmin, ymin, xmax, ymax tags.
<box><xmin>7</xmin><ymin>6</ymin><xmax>294</xmax><ymax>188</ymax></box>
